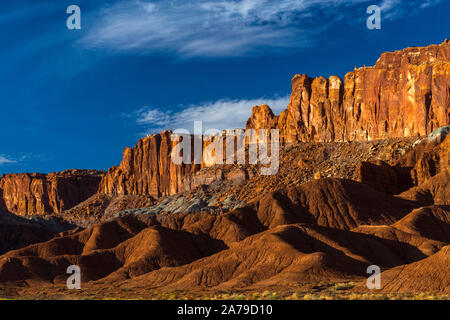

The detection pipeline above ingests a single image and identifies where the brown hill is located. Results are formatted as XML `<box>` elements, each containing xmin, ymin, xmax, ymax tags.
<box><xmin>115</xmin><ymin>178</ymin><xmax>420</xmax><ymax>242</ymax></box>
<box><xmin>353</xmin><ymin>205</ymin><xmax>449</xmax><ymax>257</ymax></box>
<box><xmin>392</xmin><ymin>205</ymin><xmax>450</xmax><ymax>242</ymax></box>
<box><xmin>0</xmin><ymin>177</ymin><xmax>434</xmax><ymax>290</ymax></box>
<box><xmin>243</xmin><ymin>178</ymin><xmax>418</xmax><ymax>230</ymax></box>
<box><xmin>378</xmin><ymin>246</ymin><xmax>450</xmax><ymax>293</ymax></box>
<box><xmin>0</xmin><ymin>210</ymin><xmax>58</xmax><ymax>254</ymax></box>
<box><xmin>120</xmin><ymin>222</ymin><xmax>435</xmax><ymax>291</ymax></box>
<box><xmin>0</xmin><ymin>214</ymin><xmax>225</xmax><ymax>285</ymax></box>
<box><xmin>398</xmin><ymin>170</ymin><xmax>449</xmax><ymax>205</ymax></box>
<box><xmin>0</xmin><ymin>216</ymin><xmax>435</xmax><ymax>290</ymax></box>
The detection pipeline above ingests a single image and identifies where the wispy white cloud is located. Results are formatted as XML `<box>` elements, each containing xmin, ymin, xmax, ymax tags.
<box><xmin>379</xmin><ymin>0</ymin><xmax>443</xmax><ymax>19</ymax></box>
<box><xmin>80</xmin><ymin>0</ymin><xmax>361</xmax><ymax>57</ymax></box>
<box><xmin>132</xmin><ymin>95</ymin><xmax>290</xmax><ymax>133</ymax></box>
<box><xmin>0</xmin><ymin>155</ymin><xmax>16</xmax><ymax>166</ymax></box>
<box><xmin>81</xmin><ymin>0</ymin><xmax>443</xmax><ymax>57</ymax></box>
<box><xmin>419</xmin><ymin>0</ymin><xmax>443</xmax><ymax>9</ymax></box>
<box><xmin>378</xmin><ymin>0</ymin><xmax>402</xmax><ymax>19</ymax></box>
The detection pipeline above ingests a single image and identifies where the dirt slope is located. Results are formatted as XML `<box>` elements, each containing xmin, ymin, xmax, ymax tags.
<box><xmin>378</xmin><ymin>246</ymin><xmax>450</xmax><ymax>293</ymax></box>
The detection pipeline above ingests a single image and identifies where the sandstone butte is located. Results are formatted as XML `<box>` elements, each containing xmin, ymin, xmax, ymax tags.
<box><xmin>98</xmin><ymin>40</ymin><xmax>450</xmax><ymax>198</ymax></box>
<box><xmin>1</xmin><ymin>41</ymin><xmax>449</xmax><ymax>212</ymax></box>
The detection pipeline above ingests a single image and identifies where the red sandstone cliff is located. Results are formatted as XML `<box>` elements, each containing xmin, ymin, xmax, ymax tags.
<box><xmin>98</xmin><ymin>131</ymin><xmax>253</xmax><ymax>197</ymax></box>
<box><xmin>98</xmin><ymin>131</ymin><xmax>200</xmax><ymax>197</ymax></box>
<box><xmin>0</xmin><ymin>169</ymin><xmax>103</xmax><ymax>216</ymax></box>
<box><xmin>99</xmin><ymin>41</ymin><xmax>449</xmax><ymax>198</ymax></box>
<box><xmin>247</xmin><ymin>40</ymin><xmax>450</xmax><ymax>143</ymax></box>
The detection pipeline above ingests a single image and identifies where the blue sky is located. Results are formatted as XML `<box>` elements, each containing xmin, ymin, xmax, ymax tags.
<box><xmin>0</xmin><ymin>0</ymin><xmax>449</xmax><ymax>174</ymax></box>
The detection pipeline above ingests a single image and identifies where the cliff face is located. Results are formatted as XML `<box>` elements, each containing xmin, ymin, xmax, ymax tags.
<box><xmin>98</xmin><ymin>131</ymin><xmax>253</xmax><ymax>197</ymax></box>
<box><xmin>0</xmin><ymin>170</ymin><xmax>103</xmax><ymax>216</ymax></box>
<box><xmin>247</xmin><ymin>40</ymin><xmax>450</xmax><ymax>143</ymax></box>
<box><xmin>99</xmin><ymin>131</ymin><xmax>200</xmax><ymax>197</ymax></box>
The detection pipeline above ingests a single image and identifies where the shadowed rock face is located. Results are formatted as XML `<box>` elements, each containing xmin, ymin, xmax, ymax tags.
<box><xmin>409</xmin><ymin>130</ymin><xmax>450</xmax><ymax>185</ymax></box>
<box><xmin>247</xmin><ymin>40</ymin><xmax>450</xmax><ymax>143</ymax></box>
<box><xmin>0</xmin><ymin>170</ymin><xmax>103</xmax><ymax>216</ymax></box>
<box><xmin>356</xmin><ymin>160</ymin><xmax>413</xmax><ymax>195</ymax></box>
<box><xmin>355</xmin><ymin>127</ymin><xmax>450</xmax><ymax>196</ymax></box>
<box><xmin>0</xmin><ymin>210</ymin><xmax>57</xmax><ymax>254</ymax></box>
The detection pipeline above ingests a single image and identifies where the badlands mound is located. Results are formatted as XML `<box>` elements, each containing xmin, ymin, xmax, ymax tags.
<box><xmin>0</xmin><ymin>210</ymin><xmax>70</xmax><ymax>254</ymax></box>
<box><xmin>1</xmin><ymin>175</ymin><xmax>447</xmax><ymax>295</ymax></box>
<box><xmin>244</xmin><ymin>178</ymin><xmax>418</xmax><ymax>230</ymax></box>
<box><xmin>377</xmin><ymin>245</ymin><xmax>450</xmax><ymax>293</ymax></box>
<box><xmin>0</xmin><ymin>214</ymin><xmax>224</xmax><ymax>285</ymax></box>
<box><xmin>120</xmin><ymin>221</ymin><xmax>439</xmax><ymax>291</ymax></box>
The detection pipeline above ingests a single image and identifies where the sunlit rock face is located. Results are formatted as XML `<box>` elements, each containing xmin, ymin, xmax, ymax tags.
<box><xmin>248</xmin><ymin>40</ymin><xmax>450</xmax><ymax>143</ymax></box>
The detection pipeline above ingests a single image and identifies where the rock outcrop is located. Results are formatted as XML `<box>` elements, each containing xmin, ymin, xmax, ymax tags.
<box><xmin>407</xmin><ymin>127</ymin><xmax>450</xmax><ymax>185</ymax></box>
<box><xmin>98</xmin><ymin>131</ymin><xmax>201</xmax><ymax>197</ymax></box>
<box><xmin>357</xmin><ymin>126</ymin><xmax>449</xmax><ymax>195</ymax></box>
<box><xmin>247</xmin><ymin>40</ymin><xmax>450</xmax><ymax>143</ymax></box>
<box><xmin>98</xmin><ymin>130</ymin><xmax>253</xmax><ymax>197</ymax></box>
<box><xmin>0</xmin><ymin>170</ymin><xmax>103</xmax><ymax>216</ymax></box>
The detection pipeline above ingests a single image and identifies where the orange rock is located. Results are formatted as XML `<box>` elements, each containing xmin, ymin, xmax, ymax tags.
<box><xmin>297</xmin><ymin>159</ymin><xmax>307</xmax><ymax>168</ymax></box>
<box><xmin>247</xmin><ymin>40</ymin><xmax>450</xmax><ymax>143</ymax></box>
<box><xmin>98</xmin><ymin>131</ymin><xmax>200</xmax><ymax>197</ymax></box>
<box><xmin>0</xmin><ymin>169</ymin><xmax>103</xmax><ymax>216</ymax></box>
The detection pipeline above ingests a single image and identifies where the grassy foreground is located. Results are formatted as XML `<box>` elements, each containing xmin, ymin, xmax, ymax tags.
<box><xmin>1</xmin><ymin>281</ymin><xmax>448</xmax><ymax>300</ymax></box>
